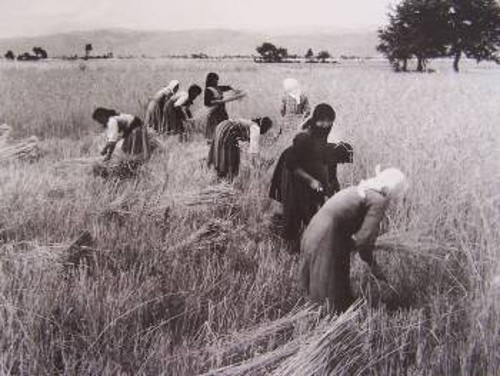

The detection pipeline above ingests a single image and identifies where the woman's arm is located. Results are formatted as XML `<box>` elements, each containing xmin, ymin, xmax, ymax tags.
<box><xmin>353</xmin><ymin>193</ymin><xmax>388</xmax><ymax>273</ymax></box>
<box><xmin>102</xmin><ymin>118</ymin><xmax>120</xmax><ymax>161</ymax></box>
<box><xmin>293</xmin><ymin>167</ymin><xmax>323</xmax><ymax>192</ymax></box>
<box><xmin>101</xmin><ymin>142</ymin><xmax>117</xmax><ymax>161</ymax></box>
<box><xmin>210</xmin><ymin>93</ymin><xmax>245</xmax><ymax>105</ymax></box>
<box><xmin>218</xmin><ymin>85</ymin><xmax>233</xmax><ymax>92</ymax></box>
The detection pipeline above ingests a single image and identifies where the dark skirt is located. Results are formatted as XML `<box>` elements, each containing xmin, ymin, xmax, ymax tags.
<box><xmin>205</xmin><ymin>106</ymin><xmax>228</xmax><ymax>141</ymax></box>
<box><xmin>145</xmin><ymin>98</ymin><xmax>165</xmax><ymax>133</ymax></box>
<box><xmin>121</xmin><ymin>125</ymin><xmax>151</xmax><ymax>160</ymax></box>
<box><xmin>163</xmin><ymin>100</ymin><xmax>185</xmax><ymax>135</ymax></box>
<box><xmin>269</xmin><ymin>148</ymin><xmax>325</xmax><ymax>240</ymax></box>
<box><xmin>208</xmin><ymin>120</ymin><xmax>244</xmax><ymax>180</ymax></box>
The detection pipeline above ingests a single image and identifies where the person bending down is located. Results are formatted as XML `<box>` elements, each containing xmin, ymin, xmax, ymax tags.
<box><xmin>145</xmin><ymin>80</ymin><xmax>180</xmax><ymax>134</ymax></box>
<box><xmin>163</xmin><ymin>84</ymin><xmax>202</xmax><ymax>140</ymax></box>
<box><xmin>299</xmin><ymin>166</ymin><xmax>409</xmax><ymax>313</ymax></box>
<box><xmin>92</xmin><ymin>108</ymin><xmax>150</xmax><ymax>162</ymax></box>
<box><xmin>208</xmin><ymin>117</ymin><xmax>273</xmax><ymax>181</ymax></box>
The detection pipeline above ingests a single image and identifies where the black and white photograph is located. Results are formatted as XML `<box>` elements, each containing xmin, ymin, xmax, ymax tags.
<box><xmin>0</xmin><ymin>0</ymin><xmax>499</xmax><ymax>374</ymax></box>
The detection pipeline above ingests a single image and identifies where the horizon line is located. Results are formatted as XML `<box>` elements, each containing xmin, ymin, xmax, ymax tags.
<box><xmin>0</xmin><ymin>25</ymin><xmax>380</xmax><ymax>41</ymax></box>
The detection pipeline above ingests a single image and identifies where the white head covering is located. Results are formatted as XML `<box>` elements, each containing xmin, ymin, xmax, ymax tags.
<box><xmin>283</xmin><ymin>78</ymin><xmax>302</xmax><ymax>104</ymax></box>
<box><xmin>358</xmin><ymin>165</ymin><xmax>409</xmax><ymax>199</ymax></box>
<box><xmin>166</xmin><ymin>80</ymin><xmax>180</xmax><ymax>93</ymax></box>
<box><xmin>155</xmin><ymin>80</ymin><xmax>180</xmax><ymax>100</ymax></box>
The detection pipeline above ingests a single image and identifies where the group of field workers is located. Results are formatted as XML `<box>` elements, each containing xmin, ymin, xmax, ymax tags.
<box><xmin>91</xmin><ymin>72</ymin><xmax>409</xmax><ymax>313</ymax></box>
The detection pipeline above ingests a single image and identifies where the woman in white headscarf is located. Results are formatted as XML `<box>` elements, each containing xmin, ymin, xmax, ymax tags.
<box><xmin>299</xmin><ymin>166</ymin><xmax>408</xmax><ymax>313</ymax></box>
<box><xmin>144</xmin><ymin>80</ymin><xmax>180</xmax><ymax>134</ymax></box>
<box><xmin>280</xmin><ymin>78</ymin><xmax>311</xmax><ymax>133</ymax></box>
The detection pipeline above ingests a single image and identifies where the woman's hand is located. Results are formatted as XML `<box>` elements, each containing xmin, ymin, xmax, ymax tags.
<box><xmin>309</xmin><ymin>179</ymin><xmax>323</xmax><ymax>193</ymax></box>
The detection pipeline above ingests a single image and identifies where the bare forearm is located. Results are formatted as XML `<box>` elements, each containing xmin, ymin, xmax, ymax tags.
<box><xmin>101</xmin><ymin>141</ymin><xmax>117</xmax><ymax>161</ymax></box>
<box><xmin>293</xmin><ymin>167</ymin><xmax>317</xmax><ymax>186</ymax></box>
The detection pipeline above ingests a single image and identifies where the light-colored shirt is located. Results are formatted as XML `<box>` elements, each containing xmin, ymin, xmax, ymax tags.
<box><xmin>237</xmin><ymin>118</ymin><xmax>260</xmax><ymax>155</ymax></box>
<box><xmin>153</xmin><ymin>87</ymin><xmax>174</xmax><ymax>101</ymax></box>
<box><xmin>106</xmin><ymin>114</ymin><xmax>135</xmax><ymax>143</ymax></box>
<box><xmin>173</xmin><ymin>91</ymin><xmax>189</xmax><ymax>107</ymax></box>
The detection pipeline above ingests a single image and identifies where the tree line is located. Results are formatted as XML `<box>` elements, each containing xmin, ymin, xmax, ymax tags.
<box><xmin>4</xmin><ymin>43</ymin><xmax>114</xmax><ymax>61</ymax></box>
<box><xmin>255</xmin><ymin>43</ymin><xmax>333</xmax><ymax>63</ymax></box>
<box><xmin>377</xmin><ymin>0</ymin><xmax>500</xmax><ymax>72</ymax></box>
<box><xmin>5</xmin><ymin>47</ymin><xmax>48</xmax><ymax>61</ymax></box>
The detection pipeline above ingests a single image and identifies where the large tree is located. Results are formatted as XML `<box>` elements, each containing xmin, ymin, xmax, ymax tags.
<box><xmin>377</xmin><ymin>4</ymin><xmax>414</xmax><ymax>71</ymax></box>
<box><xmin>447</xmin><ymin>0</ymin><xmax>500</xmax><ymax>72</ymax></box>
<box><xmin>378</xmin><ymin>0</ymin><xmax>449</xmax><ymax>72</ymax></box>
<box><xmin>378</xmin><ymin>0</ymin><xmax>500</xmax><ymax>72</ymax></box>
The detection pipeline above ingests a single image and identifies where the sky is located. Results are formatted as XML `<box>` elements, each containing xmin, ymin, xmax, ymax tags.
<box><xmin>0</xmin><ymin>0</ymin><xmax>398</xmax><ymax>38</ymax></box>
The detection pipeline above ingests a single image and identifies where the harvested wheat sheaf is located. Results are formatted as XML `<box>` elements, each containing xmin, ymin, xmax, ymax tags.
<box><xmin>200</xmin><ymin>234</ymin><xmax>458</xmax><ymax>375</ymax></box>
<box><xmin>201</xmin><ymin>302</ymin><xmax>367</xmax><ymax>376</ymax></box>
<box><xmin>146</xmin><ymin>184</ymin><xmax>238</xmax><ymax>219</ymax></box>
<box><xmin>0</xmin><ymin>124</ymin><xmax>41</xmax><ymax>162</ymax></box>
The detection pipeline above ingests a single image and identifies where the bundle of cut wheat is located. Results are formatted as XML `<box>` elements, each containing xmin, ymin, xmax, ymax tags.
<box><xmin>149</xmin><ymin>184</ymin><xmax>238</xmax><ymax>218</ymax></box>
<box><xmin>54</xmin><ymin>156</ymin><xmax>143</xmax><ymax>179</ymax></box>
<box><xmin>351</xmin><ymin>232</ymin><xmax>457</xmax><ymax>309</ymax></box>
<box><xmin>92</xmin><ymin>158</ymin><xmax>144</xmax><ymax>179</ymax></box>
<box><xmin>0</xmin><ymin>125</ymin><xmax>41</xmax><ymax>162</ymax></box>
<box><xmin>165</xmin><ymin>219</ymin><xmax>235</xmax><ymax>258</ymax></box>
<box><xmin>174</xmin><ymin>184</ymin><xmax>238</xmax><ymax>207</ymax></box>
<box><xmin>202</xmin><ymin>302</ymin><xmax>366</xmax><ymax>376</ymax></box>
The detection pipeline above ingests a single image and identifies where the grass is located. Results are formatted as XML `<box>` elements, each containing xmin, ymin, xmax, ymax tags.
<box><xmin>0</xmin><ymin>58</ymin><xmax>499</xmax><ymax>375</ymax></box>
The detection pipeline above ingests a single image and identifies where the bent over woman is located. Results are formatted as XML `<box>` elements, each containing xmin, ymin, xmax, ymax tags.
<box><xmin>208</xmin><ymin>117</ymin><xmax>273</xmax><ymax>181</ymax></box>
<box><xmin>145</xmin><ymin>80</ymin><xmax>179</xmax><ymax>134</ymax></box>
<box><xmin>92</xmin><ymin>108</ymin><xmax>151</xmax><ymax>161</ymax></box>
<box><xmin>299</xmin><ymin>167</ymin><xmax>409</xmax><ymax>313</ymax></box>
<box><xmin>163</xmin><ymin>84</ymin><xmax>202</xmax><ymax>139</ymax></box>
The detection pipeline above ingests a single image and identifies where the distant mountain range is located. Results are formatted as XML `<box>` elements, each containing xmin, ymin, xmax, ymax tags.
<box><xmin>0</xmin><ymin>28</ymin><xmax>379</xmax><ymax>58</ymax></box>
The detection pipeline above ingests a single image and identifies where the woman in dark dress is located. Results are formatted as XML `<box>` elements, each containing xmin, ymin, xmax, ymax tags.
<box><xmin>204</xmin><ymin>72</ymin><xmax>243</xmax><ymax>142</ymax></box>
<box><xmin>269</xmin><ymin>104</ymin><xmax>353</xmax><ymax>251</ymax></box>
<box><xmin>300</xmin><ymin>167</ymin><xmax>408</xmax><ymax>313</ymax></box>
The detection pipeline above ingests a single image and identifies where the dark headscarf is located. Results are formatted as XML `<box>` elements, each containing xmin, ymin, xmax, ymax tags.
<box><xmin>303</xmin><ymin>103</ymin><xmax>336</xmax><ymax>129</ymax></box>
<box><xmin>302</xmin><ymin>103</ymin><xmax>336</xmax><ymax>140</ymax></box>
<box><xmin>252</xmin><ymin>117</ymin><xmax>273</xmax><ymax>135</ymax></box>
<box><xmin>92</xmin><ymin>107</ymin><xmax>118</xmax><ymax>127</ymax></box>
<box><xmin>205</xmin><ymin>72</ymin><xmax>219</xmax><ymax>88</ymax></box>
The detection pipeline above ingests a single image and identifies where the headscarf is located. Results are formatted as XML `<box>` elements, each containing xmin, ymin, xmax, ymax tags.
<box><xmin>155</xmin><ymin>80</ymin><xmax>179</xmax><ymax>101</ymax></box>
<box><xmin>358</xmin><ymin>165</ymin><xmax>409</xmax><ymax>200</ymax></box>
<box><xmin>252</xmin><ymin>117</ymin><xmax>273</xmax><ymax>134</ymax></box>
<box><xmin>301</xmin><ymin>103</ymin><xmax>336</xmax><ymax>140</ymax></box>
<box><xmin>283</xmin><ymin>78</ymin><xmax>302</xmax><ymax>104</ymax></box>
<box><xmin>166</xmin><ymin>80</ymin><xmax>180</xmax><ymax>93</ymax></box>
<box><xmin>206</xmin><ymin>72</ymin><xmax>219</xmax><ymax>88</ymax></box>
<box><xmin>92</xmin><ymin>107</ymin><xmax>118</xmax><ymax>126</ymax></box>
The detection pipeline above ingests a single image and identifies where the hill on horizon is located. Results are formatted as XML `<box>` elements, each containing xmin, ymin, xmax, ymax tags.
<box><xmin>0</xmin><ymin>28</ymin><xmax>379</xmax><ymax>58</ymax></box>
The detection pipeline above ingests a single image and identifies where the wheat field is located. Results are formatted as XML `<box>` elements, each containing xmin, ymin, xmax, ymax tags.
<box><xmin>0</xmin><ymin>58</ymin><xmax>499</xmax><ymax>375</ymax></box>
